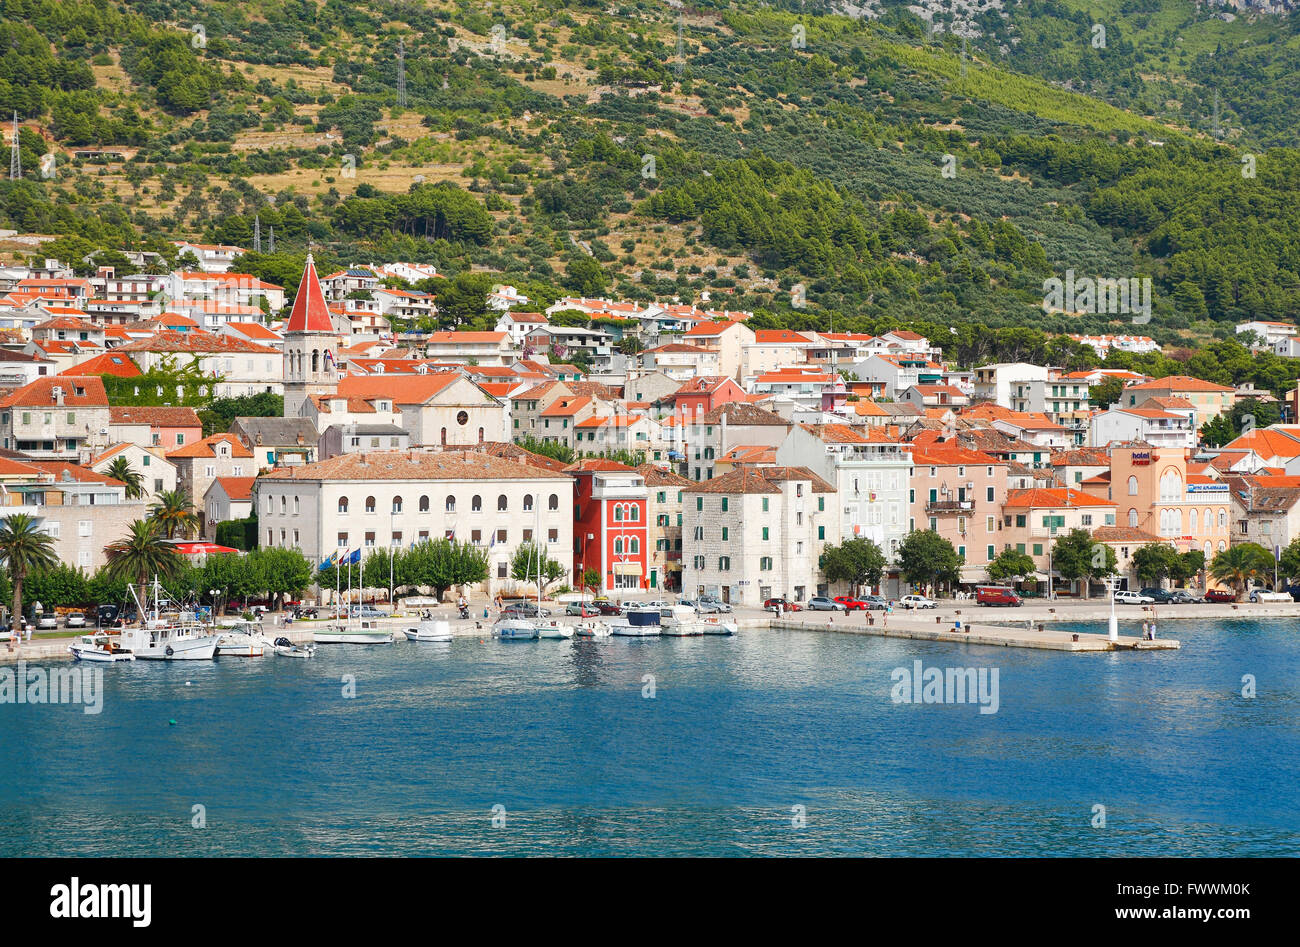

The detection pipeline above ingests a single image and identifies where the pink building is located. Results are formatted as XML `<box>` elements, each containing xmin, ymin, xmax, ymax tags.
<box><xmin>908</xmin><ymin>444</ymin><xmax>1008</xmax><ymax>585</ymax></box>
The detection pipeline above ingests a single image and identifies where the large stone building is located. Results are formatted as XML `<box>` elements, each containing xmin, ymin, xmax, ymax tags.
<box><xmin>680</xmin><ymin>466</ymin><xmax>838</xmax><ymax>607</ymax></box>
<box><xmin>254</xmin><ymin>450</ymin><xmax>573</xmax><ymax>599</ymax></box>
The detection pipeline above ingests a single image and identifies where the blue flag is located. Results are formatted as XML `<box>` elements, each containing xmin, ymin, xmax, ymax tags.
<box><xmin>348</xmin><ymin>548</ymin><xmax>362</xmax><ymax>565</ymax></box>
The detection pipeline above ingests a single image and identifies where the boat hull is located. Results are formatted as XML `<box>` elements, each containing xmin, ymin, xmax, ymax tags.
<box><xmin>134</xmin><ymin>635</ymin><xmax>221</xmax><ymax>660</ymax></box>
<box><xmin>494</xmin><ymin>619</ymin><xmax>539</xmax><ymax>640</ymax></box>
<box><xmin>405</xmin><ymin>619</ymin><xmax>453</xmax><ymax>642</ymax></box>
<box><xmin>68</xmin><ymin>645</ymin><xmax>134</xmax><ymax>662</ymax></box>
<box><xmin>314</xmin><ymin>632</ymin><xmax>393</xmax><ymax>644</ymax></box>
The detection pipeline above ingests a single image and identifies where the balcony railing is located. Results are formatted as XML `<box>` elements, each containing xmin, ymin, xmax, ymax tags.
<box><xmin>925</xmin><ymin>499</ymin><xmax>974</xmax><ymax>513</ymax></box>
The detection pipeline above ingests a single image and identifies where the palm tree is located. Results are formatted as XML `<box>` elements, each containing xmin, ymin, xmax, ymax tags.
<box><xmin>105</xmin><ymin>456</ymin><xmax>145</xmax><ymax>499</ymax></box>
<box><xmin>0</xmin><ymin>513</ymin><xmax>58</xmax><ymax>633</ymax></box>
<box><xmin>1209</xmin><ymin>543</ymin><xmax>1275</xmax><ymax>598</ymax></box>
<box><xmin>105</xmin><ymin>520</ymin><xmax>184</xmax><ymax>589</ymax></box>
<box><xmin>149</xmin><ymin>489</ymin><xmax>200</xmax><ymax>540</ymax></box>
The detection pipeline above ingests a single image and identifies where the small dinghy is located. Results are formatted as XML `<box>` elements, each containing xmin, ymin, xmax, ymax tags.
<box><xmin>272</xmin><ymin>636</ymin><xmax>315</xmax><ymax>658</ymax></box>
<box><xmin>573</xmin><ymin>621</ymin><xmax>612</xmax><ymax>638</ymax></box>
<box><xmin>536</xmin><ymin>622</ymin><xmax>574</xmax><ymax>639</ymax></box>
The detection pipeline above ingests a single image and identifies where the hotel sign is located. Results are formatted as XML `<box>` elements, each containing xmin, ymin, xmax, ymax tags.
<box><xmin>1131</xmin><ymin>451</ymin><xmax>1152</xmax><ymax>465</ymax></box>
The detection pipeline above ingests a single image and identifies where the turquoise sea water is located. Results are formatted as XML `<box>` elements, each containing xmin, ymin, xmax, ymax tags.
<box><xmin>2</xmin><ymin>620</ymin><xmax>1297</xmax><ymax>856</ymax></box>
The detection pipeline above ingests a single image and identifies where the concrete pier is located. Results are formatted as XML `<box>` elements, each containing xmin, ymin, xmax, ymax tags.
<box><xmin>771</xmin><ymin>614</ymin><xmax>1178</xmax><ymax>652</ymax></box>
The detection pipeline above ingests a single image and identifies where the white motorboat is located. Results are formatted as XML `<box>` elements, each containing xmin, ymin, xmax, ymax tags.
<box><xmin>314</xmin><ymin>617</ymin><xmax>393</xmax><ymax>644</ymax></box>
<box><xmin>700</xmin><ymin>617</ymin><xmax>737</xmax><ymax>636</ymax></box>
<box><xmin>404</xmin><ymin>619</ymin><xmax>453</xmax><ymax>642</ymax></box>
<box><xmin>610</xmin><ymin>606</ymin><xmax>662</xmax><ymax>637</ymax></box>
<box><xmin>573</xmin><ymin>621</ymin><xmax>612</xmax><ymax>638</ymax></box>
<box><xmin>494</xmin><ymin>618</ymin><xmax>539</xmax><ymax>640</ymax></box>
<box><xmin>270</xmin><ymin>636</ymin><xmax>315</xmax><ymax>658</ymax></box>
<box><xmin>216</xmin><ymin>621</ymin><xmax>266</xmax><ymax>657</ymax></box>
<box><xmin>536</xmin><ymin>622</ymin><xmax>574</xmax><ymax>639</ymax></box>
<box><xmin>68</xmin><ymin>633</ymin><xmax>134</xmax><ymax>663</ymax></box>
<box><xmin>658</xmin><ymin>604</ymin><xmax>707</xmax><ymax>636</ymax></box>
<box><xmin>115</xmin><ymin>579</ymin><xmax>221</xmax><ymax>660</ymax></box>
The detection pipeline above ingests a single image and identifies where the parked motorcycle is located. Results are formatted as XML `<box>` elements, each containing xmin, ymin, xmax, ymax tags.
<box><xmin>458</xmin><ymin>604</ymin><xmax>470</xmax><ymax>620</ymax></box>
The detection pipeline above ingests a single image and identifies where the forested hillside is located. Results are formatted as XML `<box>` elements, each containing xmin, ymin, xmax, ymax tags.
<box><xmin>3</xmin><ymin>0</ymin><xmax>1300</xmax><ymax>352</ymax></box>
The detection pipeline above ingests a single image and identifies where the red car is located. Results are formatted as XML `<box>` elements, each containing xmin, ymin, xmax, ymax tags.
<box><xmin>763</xmin><ymin>597</ymin><xmax>801</xmax><ymax>612</ymax></box>
<box><xmin>834</xmin><ymin>596</ymin><xmax>869</xmax><ymax>611</ymax></box>
<box><xmin>1204</xmin><ymin>589</ymin><xmax>1238</xmax><ymax>603</ymax></box>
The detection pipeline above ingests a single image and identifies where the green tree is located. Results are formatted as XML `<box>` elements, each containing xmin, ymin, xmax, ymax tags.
<box><xmin>23</xmin><ymin>564</ymin><xmax>90</xmax><ymax>609</ymax></box>
<box><xmin>1280</xmin><ymin>537</ymin><xmax>1300</xmax><ymax>584</ymax></box>
<box><xmin>105</xmin><ymin>456</ymin><xmax>145</xmax><ymax>499</ymax></box>
<box><xmin>200</xmin><ymin>552</ymin><xmax>264</xmax><ymax>606</ymax></box>
<box><xmin>896</xmin><ymin>529</ymin><xmax>961</xmax><ymax>596</ymax></box>
<box><xmin>1131</xmin><ymin>543</ymin><xmax>1178</xmax><ymax>586</ymax></box>
<box><xmin>986</xmin><ymin>548</ymin><xmax>1036</xmax><ymax>583</ymax></box>
<box><xmin>248</xmin><ymin>547</ymin><xmax>312</xmax><ymax>609</ymax></box>
<box><xmin>0</xmin><ymin>514</ymin><xmax>58</xmax><ymax>630</ymax></box>
<box><xmin>511</xmin><ymin>540</ymin><xmax>568</xmax><ymax>596</ymax></box>
<box><xmin>820</xmin><ymin>537</ymin><xmax>886</xmax><ymax>593</ymax></box>
<box><xmin>397</xmin><ymin>539</ymin><xmax>489</xmax><ymax>603</ymax></box>
<box><xmin>149</xmin><ymin>489</ymin><xmax>200</xmax><ymax>540</ymax></box>
<box><xmin>104</xmin><ymin>520</ymin><xmax>184</xmax><ymax>589</ymax></box>
<box><xmin>563</xmin><ymin>254</ymin><xmax>609</xmax><ymax>296</ymax></box>
<box><xmin>1210</xmin><ymin>543</ymin><xmax>1275</xmax><ymax>596</ymax></box>
<box><xmin>1051</xmin><ymin>529</ymin><xmax>1116</xmax><ymax>600</ymax></box>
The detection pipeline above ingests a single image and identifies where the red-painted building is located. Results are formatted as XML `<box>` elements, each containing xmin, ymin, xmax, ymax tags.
<box><xmin>671</xmin><ymin>375</ymin><xmax>746</xmax><ymax>418</ymax></box>
<box><xmin>567</xmin><ymin>459</ymin><xmax>649</xmax><ymax>593</ymax></box>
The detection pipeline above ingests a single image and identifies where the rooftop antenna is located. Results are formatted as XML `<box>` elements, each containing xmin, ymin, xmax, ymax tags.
<box><xmin>396</xmin><ymin>37</ymin><xmax>407</xmax><ymax>108</ymax></box>
<box><xmin>9</xmin><ymin>111</ymin><xmax>20</xmax><ymax>180</ymax></box>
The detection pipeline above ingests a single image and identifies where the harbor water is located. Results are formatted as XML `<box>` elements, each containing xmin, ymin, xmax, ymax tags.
<box><xmin>2</xmin><ymin>619</ymin><xmax>1297</xmax><ymax>856</ymax></box>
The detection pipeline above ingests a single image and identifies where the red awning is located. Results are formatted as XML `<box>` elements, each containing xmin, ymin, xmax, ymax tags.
<box><xmin>174</xmin><ymin>542</ymin><xmax>240</xmax><ymax>555</ymax></box>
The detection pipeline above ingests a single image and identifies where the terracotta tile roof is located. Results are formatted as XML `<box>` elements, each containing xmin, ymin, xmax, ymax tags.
<box><xmin>212</xmin><ymin>476</ymin><xmax>256</xmax><ymax>500</ymax></box>
<box><xmin>0</xmin><ymin>376</ymin><xmax>108</xmax><ymax>408</ymax></box>
<box><xmin>564</xmin><ymin>458</ymin><xmax>637</xmax><ymax>473</ymax></box>
<box><xmin>701</xmin><ymin>402</ymin><xmax>788</xmax><ymax>425</ymax></box>
<box><xmin>24</xmin><ymin>460</ymin><xmax>123</xmax><ymax>487</ymax></box>
<box><xmin>540</xmin><ymin>396</ymin><xmax>591</xmax><ymax>417</ymax></box>
<box><xmin>260</xmin><ymin>449</ymin><xmax>569</xmax><ymax>482</ymax></box>
<box><xmin>1003</xmin><ymin>487</ymin><xmax>1115</xmax><ymax>508</ymax></box>
<box><xmin>910</xmin><ymin>445</ymin><xmax>1002</xmax><ymax>466</ymax></box>
<box><xmin>109</xmin><ymin>406</ymin><xmax>201</xmax><ymax>427</ymax></box>
<box><xmin>166</xmin><ymin>433</ymin><xmax>254</xmax><ymax>460</ymax></box>
<box><xmin>1050</xmin><ymin>448</ymin><xmax>1109</xmax><ymax>467</ymax></box>
<box><xmin>1127</xmin><ymin>375</ymin><xmax>1235</xmax><ymax>392</ymax></box>
<box><xmin>1222</xmin><ymin>429</ymin><xmax>1300</xmax><ymax>457</ymax></box>
<box><xmin>634</xmin><ymin>463</ymin><xmax>692</xmax><ymax>487</ymax></box>
<box><xmin>472</xmin><ymin>441</ymin><xmax>571</xmax><ymax>473</ymax></box>
<box><xmin>752</xmin><ymin>329</ymin><xmax>812</xmax><ymax>344</ymax></box>
<box><xmin>60</xmin><ymin>352</ymin><xmax>140</xmax><ymax>377</ymax></box>
<box><xmin>114</xmin><ymin>330</ymin><xmax>277</xmax><ymax>355</ymax></box>
<box><xmin>285</xmin><ymin>255</ymin><xmax>334</xmax><ymax>333</ymax></box>
<box><xmin>683</xmin><ymin>465</ymin><xmax>835</xmax><ymax>495</ymax></box>
<box><xmin>336</xmin><ymin>372</ymin><xmax>464</xmax><ymax>404</ymax></box>
<box><xmin>683</xmin><ymin>319</ymin><xmax>745</xmax><ymax>337</ymax></box>
<box><xmin>426</xmin><ymin>331</ymin><xmax>508</xmax><ymax>344</ymax></box>
<box><xmin>224</xmin><ymin>322</ymin><xmax>282</xmax><ymax>341</ymax></box>
<box><xmin>1091</xmin><ymin>526</ymin><xmax>1163</xmax><ymax>544</ymax></box>
<box><xmin>308</xmin><ymin>394</ymin><xmax>378</xmax><ymax>414</ymax></box>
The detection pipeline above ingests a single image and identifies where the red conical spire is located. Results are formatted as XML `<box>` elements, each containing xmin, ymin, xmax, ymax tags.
<box><xmin>285</xmin><ymin>254</ymin><xmax>333</xmax><ymax>333</ymax></box>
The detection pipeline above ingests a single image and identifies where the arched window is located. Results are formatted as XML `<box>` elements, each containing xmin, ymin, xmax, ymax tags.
<box><xmin>1127</xmin><ymin>476</ymin><xmax>1138</xmax><ymax>496</ymax></box>
<box><xmin>1218</xmin><ymin>540</ymin><xmax>1226</xmax><ymax>552</ymax></box>
<box><xmin>614</xmin><ymin>505</ymin><xmax>623</xmax><ymax>522</ymax></box>
<box><xmin>1189</xmin><ymin>509</ymin><xmax>1198</xmax><ymax>533</ymax></box>
<box><xmin>419</xmin><ymin>495</ymin><xmax>429</xmax><ymax>512</ymax></box>
<box><xmin>497</xmin><ymin>495</ymin><xmax>508</xmax><ymax>511</ymax></box>
<box><xmin>1204</xmin><ymin>509</ymin><xmax>1213</xmax><ymax>534</ymax></box>
<box><xmin>1128</xmin><ymin>508</ymin><xmax>1138</xmax><ymax>528</ymax></box>
<box><xmin>472</xmin><ymin>495</ymin><xmax>482</xmax><ymax>512</ymax></box>
<box><xmin>446</xmin><ymin>496</ymin><xmax>456</xmax><ymax>513</ymax></box>
<box><xmin>630</xmin><ymin>537</ymin><xmax>639</xmax><ymax>554</ymax></box>
<box><xmin>523</xmin><ymin>494</ymin><xmax>533</xmax><ymax>512</ymax></box>
<box><xmin>338</xmin><ymin>497</ymin><xmax>349</xmax><ymax>514</ymax></box>
<box><xmin>311</xmin><ymin>350</ymin><xmax>320</xmax><ymax>372</ymax></box>
<box><xmin>440</xmin><ymin>427</ymin><xmax>447</xmax><ymax>447</ymax></box>
<box><xmin>280</xmin><ymin>496</ymin><xmax>286</xmax><ymax>514</ymax></box>
<box><xmin>549</xmin><ymin>494</ymin><xmax>559</xmax><ymax>511</ymax></box>
<box><xmin>1204</xmin><ymin>541</ymin><xmax>1212</xmax><ymax>560</ymax></box>
<box><xmin>1159</xmin><ymin>469</ymin><xmax>1182</xmax><ymax>502</ymax></box>
<box><xmin>1218</xmin><ymin>509</ymin><xmax>1227</xmax><ymax>529</ymax></box>
<box><xmin>630</xmin><ymin>505</ymin><xmax>639</xmax><ymax>522</ymax></box>
<box><xmin>365</xmin><ymin>496</ymin><xmax>376</xmax><ymax>514</ymax></box>
<box><xmin>614</xmin><ymin>538</ymin><xmax>624</xmax><ymax>554</ymax></box>
<box><xmin>478</xmin><ymin>427</ymin><xmax>484</xmax><ymax>444</ymax></box>
<box><xmin>392</xmin><ymin>496</ymin><xmax>403</xmax><ymax>514</ymax></box>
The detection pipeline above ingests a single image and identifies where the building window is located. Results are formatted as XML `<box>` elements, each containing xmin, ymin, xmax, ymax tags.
<box><xmin>392</xmin><ymin>496</ymin><xmax>403</xmax><ymax>513</ymax></box>
<box><xmin>523</xmin><ymin>494</ymin><xmax>533</xmax><ymax>511</ymax></box>
<box><xmin>762</xmin><ymin>527</ymin><xmax>769</xmax><ymax>541</ymax></box>
<box><xmin>721</xmin><ymin>497</ymin><xmax>729</xmax><ymax>512</ymax></box>
<box><xmin>446</xmin><ymin>496</ymin><xmax>456</xmax><ymax>513</ymax></box>
<box><xmin>498</xmin><ymin>495</ymin><xmax>508</xmax><ymax>511</ymax></box>
<box><xmin>472</xmin><ymin>495</ymin><xmax>481</xmax><ymax>512</ymax></box>
<box><xmin>549</xmin><ymin>493</ymin><xmax>559</xmax><ymax>510</ymax></box>
<box><xmin>1128</xmin><ymin>476</ymin><xmax>1138</xmax><ymax>495</ymax></box>
<box><xmin>719</xmin><ymin>556</ymin><xmax>730</xmax><ymax>571</ymax></box>
<box><xmin>696</xmin><ymin>497</ymin><xmax>703</xmax><ymax>511</ymax></box>
<box><xmin>721</xmin><ymin>527</ymin><xmax>728</xmax><ymax>541</ymax></box>
<box><xmin>760</xmin><ymin>557</ymin><xmax>773</xmax><ymax>571</ymax></box>
<box><xmin>419</xmin><ymin>495</ymin><xmax>429</xmax><ymax>512</ymax></box>
<box><xmin>365</xmin><ymin>496</ymin><xmax>376</xmax><ymax>514</ymax></box>
<box><xmin>762</xmin><ymin>498</ymin><xmax>769</xmax><ymax>512</ymax></box>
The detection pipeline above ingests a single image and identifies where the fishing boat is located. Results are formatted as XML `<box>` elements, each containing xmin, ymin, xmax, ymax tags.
<box><xmin>271</xmin><ymin>636</ymin><xmax>315</xmax><ymax>658</ymax></box>
<box><xmin>116</xmin><ymin>579</ymin><xmax>221</xmax><ymax>661</ymax></box>
<box><xmin>315</xmin><ymin>617</ymin><xmax>393</xmax><ymax>645</ymax></box>
<box><xmin>68</xmin><ymin>633</ymin><xmax>135</xmax><ymax>663</ymax></box>
<box><xmin>536</xmin><ymin>622</ymin><xmax>574</xmax><ymax>639</ymax></box>
<box><xmin>404</xmin><ymin>619</ymin><xmax>453</xmax><ymax>642</ymax></box>
<box><xmin>700</xmin><ymin>616</ymin><xmax>738</xmax><ymax>636</ymax></box>
<box><xmin>216</xmin><ymin>620</ymin><xmax>266</xmax><ymax>657</ymax></box>
<box><xmin>610</xmin><ymin>606</ymin><xmax>662</xmax><ymax>637</ymax></box>
<box><xmin>573</xmin><ymin>620</ymin><xmax>612</xmax><ymax>638</ymax></box>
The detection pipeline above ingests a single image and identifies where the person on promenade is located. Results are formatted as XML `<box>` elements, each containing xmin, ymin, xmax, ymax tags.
<box><xmin>1141</xmin><ymin>621</ymin><xmax>1149</xmax><ymax>640</ymax></box>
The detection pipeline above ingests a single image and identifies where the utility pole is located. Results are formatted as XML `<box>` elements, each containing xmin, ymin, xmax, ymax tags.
<box><xmin>9</xmin><ymin>112</ymin><xmax>20</xmax><ymax>180</ymax></box>
<box><xmin>253</xmin><ymin>215</ymin><xmax>261</xmax><ymax>253</ymax></box>
<box><xmin>397</xmin><ymin>38</ymin><xmax>407</xmax><ymax>107</ymax></box>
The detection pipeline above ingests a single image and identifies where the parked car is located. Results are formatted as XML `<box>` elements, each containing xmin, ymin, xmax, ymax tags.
<box><xmin>1168</xmin><ymin>590</ymin><xmax>1203</xmax><ymax>604</ymax></box>
<box><xmin>348</xmin><ymin>605</ymin><xmax>387</xmax><ymax>619</ymax></box>
<box><xmin>1204</xmin><ymin>589</ymin><xmax>1238</xmax><ymax>603</ymax></box>
<box><xmin>1139</xmin><ymin>588</ymin><xmax>1176</xmax><ymax>604</ymax></box>
<box><xmin>36</xmin><ymin>614</ymin><xmax>58</xmax><ymax>629</ymax></box>
<box><xmin>64</xmin><ymin>612</ymin><xmax>86</xmax><ymax>628</ymax></box>
<box><xmin>807</xmin><ymin>596</ymin><xmax>847</xmax><ymax>611</ymax></box>
<box><xmin>593</xmin><ymin>601</ymin><xmax>623</xmax><ymax>616</ymax></box>
<box><xmin>1114</xmin><ymin>590</ymin><xmax>1155</xmax><ymax>605</ymax></box>
<box><xmin>863</xmin><ymin>595</ymin><xmax>889</xmax><ymax>610</ymax></box>
<box><xmin>565</xmin><ymin>602</ymin><xmax>599</xmax><ymax>617</ymax></box>
<box><xmin>898</xmin><ymin>594</ymin><xmax>937</xmax><ymax>609</ymax></box>
<box><xmin>503</xmin><ymin>602</ymin><xmax>551</xmax><ymax>618</ymax></box>
<box><xmin>975</xmin><ymin>586</ymin><xmax>1022</xmax><ymax>607</ymax></box>
<box><xmin>833</xmin><ymin>595</ymin><xmax>869</xmax><ymax>611</ymax></box>
<box><xmin>1248</xmin><ymin>588</ymin><xmax>1292</xmax><ymax>603</ymax></box>
<box><xmin>697</xmin><ymin>598</ymin><xmax>733</xmax><ymax>614</ymax></box>
<box><xmin>763</xmin><ymin>597</ymin><xmax>801</xmax><ymax>613</ymax></box>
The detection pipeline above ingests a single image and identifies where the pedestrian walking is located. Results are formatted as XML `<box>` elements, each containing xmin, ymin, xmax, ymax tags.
<box><xmin>1142</xmin><ymin>620</ymin><xmax>1149</xmax><ymax>640</ymax></box>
